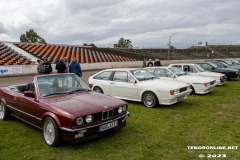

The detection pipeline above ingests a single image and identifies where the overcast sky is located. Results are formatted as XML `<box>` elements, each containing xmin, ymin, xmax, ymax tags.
<box><xmin>0</xmin><ymin>0</ymin><xmax>240</xmax><ymax>48</ymax></box>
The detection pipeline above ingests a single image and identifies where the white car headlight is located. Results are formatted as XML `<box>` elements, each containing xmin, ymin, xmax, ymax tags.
<box><xmin>118</xmin><ymin>106</ymin><xmax>123</xmax><ymax>113</ymax></box>
<box><xmin>76</xmin><ymin>117</ymin><xmax>84</xmax><ymax>125</ymax></box>
<box><xmin>85</xmin><ymin>115</ymin><xmax>93</xmax><ymax>123</ymax></box>
<box><xmin>122</xmin><ymin>105</ymin><xmax>127</xmax><ymax>111</ymax></box>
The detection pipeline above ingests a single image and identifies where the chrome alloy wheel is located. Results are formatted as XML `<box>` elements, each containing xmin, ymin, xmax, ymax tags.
<box><xmin>43</xmin><ymin>119</ymin><xmax>56</xmax><ymax>145</ymax></box>
<box><xmin>142</xmin><ymin>92</ymin><xmax>158</xmax><ymax>108</ymax></box>
<box><xmin>0</xmin><ymin>103</ymin><xmax>5</xmax><ymax>120</ymax></box>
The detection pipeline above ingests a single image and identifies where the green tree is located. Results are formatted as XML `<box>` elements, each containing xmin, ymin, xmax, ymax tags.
<box><xmin>83</xmin><ymin>43</ymin><xmax>97</xmax><ymax>48</ymax></box>
<box><xmin>113</xmin><ymin>37</ymin><xmax>133</xmax><ymax>48</ymax></box>
<box><xmin>20</xmin><ymin>29</ymin><xmax>46</xmax><ymax>44</ymax></box>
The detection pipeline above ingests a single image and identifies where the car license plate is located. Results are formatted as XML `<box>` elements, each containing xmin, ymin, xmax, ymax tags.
<box><xmin>99</xmin><ymin>121</ymin><xmax>118</xmax><ymax>132</ymax></box>
<box><xmin>177</xmin><ymin>96</ymin><xmax>185</xmax><ymax>102</ymax></box>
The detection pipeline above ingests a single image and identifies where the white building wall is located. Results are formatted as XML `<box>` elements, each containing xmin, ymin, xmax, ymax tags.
<box><xmin>1</xmin><ymin>58</ymin><xmax>240</xmax><ymax>77</ymax></box>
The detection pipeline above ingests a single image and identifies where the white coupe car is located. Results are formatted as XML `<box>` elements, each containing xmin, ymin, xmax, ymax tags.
<box><xmin>88</xmin><ymin>68</ymin><xmax>192</xmax><ymax>108</ymax></box>
<box><xmin>168</xmin><ymin>63</ymin><xmax>226</xmax><ymax>85</ymax></box>
<box><xmin>146</xmin><ymin>67</ymin><xmax>217</xmax><ymax>94</ymax></box>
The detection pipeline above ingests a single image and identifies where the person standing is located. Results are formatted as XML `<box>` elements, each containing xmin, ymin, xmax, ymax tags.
<box><xmin>64</xmin><ymin>57</ymin><xmax>69</xmax><ymax>73</ymax></box>
<box><xmin>43</xmin><ymin>58</ymin><xmax>52</xmax><ymax>74</ymax></box>
<box><xmin>69</xmin><ymin>57</ymin><xmax>82</xmax><ymax>77</ymax></box>
<box><xmin>154</xmin><ymin>58</ymin><xmax>162</xmax><ymax>66</ymax></box>
<box><xmin>37</xmin><ymin>60</ymin><xmax>45</xmax><ymax>75</ymax></box>
<box><xmin>55</xmin><ymin>58</ymin><xmax>67</xmax><ymax>73</ymax></box>
<box><xmin>142</xmin><ymin>58</ymin><xmax>147</xmax><ymax>68</ymax></box>
<box><xmin>147</xmin><ymin>59</ymin><xmax>153</xmax><ymax>67</ymax></box>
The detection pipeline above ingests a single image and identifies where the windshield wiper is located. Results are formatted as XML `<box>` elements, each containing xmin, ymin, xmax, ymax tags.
<box><xmin>68</xmin><ymin>89</ymin><xmax>91</xmax><ymax>93</ymax></box>
<box><xmin>42</xmin><ymin>92</ymin><xmax>68</xmax><ymax>97</ymax></box>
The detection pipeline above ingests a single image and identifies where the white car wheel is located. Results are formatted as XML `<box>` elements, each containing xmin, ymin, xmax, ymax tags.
<box><xmin>93</xmin><ymin>86</ymin><xmax>103</xmax><ymax>93</ymax></box>
<box><xmin>142</xmin><ymin>92</ymin><xmax>158</xmax><ymax>108</ymax></box>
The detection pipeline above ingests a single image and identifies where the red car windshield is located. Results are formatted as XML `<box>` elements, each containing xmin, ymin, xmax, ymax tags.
<box><xmin>37</xmin><ymin>74</ymin><xmax>91</xmax><ymax>97</ymax></box>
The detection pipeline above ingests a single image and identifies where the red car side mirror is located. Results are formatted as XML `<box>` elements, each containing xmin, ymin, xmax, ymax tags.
<box><xmin>24</xmin><ymin>91</ymin><xmax>36</xmax><ymax>98</ymax></box>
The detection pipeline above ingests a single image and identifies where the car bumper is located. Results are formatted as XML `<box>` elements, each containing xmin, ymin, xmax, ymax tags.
<box><xmin>216</xmin><ymin>78</ymin><xmax>226</xmax><ymax>86</ymax></box>
<box><xmin>159</xmin><ymin>89</ymin><xmax>192</xmax><ymax>105</ymax></box>
<box><xmin>194</xmin><ymin>84</ymin><xmax>216</xmax><ymax>94</ymax></box>
<box><xmin>59</xmin><ymin>112</ymin><xmax>130</xmax><ymax>142</ymax></box>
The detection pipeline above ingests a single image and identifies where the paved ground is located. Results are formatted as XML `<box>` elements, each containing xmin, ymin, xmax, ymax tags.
<box><xmin>0</xmin><ymin>70</ymin><xmax>101</xmax><ymax>87</ymax></box>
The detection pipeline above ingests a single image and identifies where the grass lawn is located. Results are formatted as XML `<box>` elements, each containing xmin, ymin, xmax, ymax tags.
<box><xmin>0</xmin><ymin>79</ymin><xmax>239</xmax><ymax>160</ymax></box>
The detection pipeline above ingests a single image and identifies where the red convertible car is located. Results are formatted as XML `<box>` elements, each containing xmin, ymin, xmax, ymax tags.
<box><xmin>0</xmin><ymin>73</ymin><xmax>129</xmax><ymax>147</ymax></box>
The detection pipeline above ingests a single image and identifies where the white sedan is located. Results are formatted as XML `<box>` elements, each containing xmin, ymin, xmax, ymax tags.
<box><xmin>146</xmin><ymin>67</ymin><xmax>217</xmax><ymax>94</ymax></box>
<box><xmin>88</xmin><ymin>68</ymin><xmax>192</xmax><ymax>108</ymax></box>
<box><xmin>168</xmin><ymin>63</ymin><xmax>226</xmax><ymax>85</ymax></box>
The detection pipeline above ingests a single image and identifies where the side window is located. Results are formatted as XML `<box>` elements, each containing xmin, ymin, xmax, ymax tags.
<box><xmin>113</xmin><ymin>71</ymin><xmax>128</xmax><ymax>82</ymax></box>
<box><xmin>192</xmin><ymin>66</ymin><xmax>198</xmax><ymax>73</ymax></box>
<box><xmin>154</xmin><ymin>68</ymin><xmax>171</xmax><ymax>77</ymax></box>
<box><xmin>183</xmin><ymin>65</ymin><xmax>190</xmax><ymax>72</ymax></box>
<box><xmin>128</xmin><ymin>73</ymin><xmax>135</xmax><ymax>82</ymax></box>
<box><xmin>172</xmin><ymin>65</ymin><xmax>182</xmax><ymax>70</ymax></box>
<box><xmin>201</xmin><ymin>64</ymin><xmax>210</xmax><ymax>71</ymax></box>
<box><xmin>93</xmin><ymin>71</ymin><xmax>112</xmax><ymax>80</ymax></box>
<box><xmin>183</xmin><ymin>65</ymin><xmax>197</xmax><ymax>73</ymax></box>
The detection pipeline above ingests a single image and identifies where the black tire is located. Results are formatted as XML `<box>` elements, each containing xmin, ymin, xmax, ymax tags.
<box><xmin>190</xmin><ymin>85</ymin><xmax>195</xmax><ymax>94</ymax></box>
<box><xmin>93</xmin><ymin>86</ymin><xmax>103</xmax><ymax>93</ymax></box>
<box><xmin>225</xmin><ymin>74</ymin><xmax>230</xmax><ymax>80</ymax></box>
<box><xmin>0</xmin><ymin>101</ymin><xmax>8</xmax><ymax>121</ymax></box>
<box><xmin>43</xmin><ymin>117</ymin><xmax>61</xmax><ymax>147</ymax></box>
<box><xmin>142</xmin><ymin>92</ymin><xmax>159</xmax><ymax>108</ymax></box>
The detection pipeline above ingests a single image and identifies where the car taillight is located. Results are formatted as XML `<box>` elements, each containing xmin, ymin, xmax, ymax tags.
<box><xmin>204</xmin><ymin>83</ymin><xmax>208</xmax><ymax>87</ymax></box>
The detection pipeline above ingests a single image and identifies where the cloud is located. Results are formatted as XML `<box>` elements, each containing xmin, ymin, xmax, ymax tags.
<box><xmin>0</xmin><ymin>0</ymin><xmax>240</xmax><ymax>48</ymax></box>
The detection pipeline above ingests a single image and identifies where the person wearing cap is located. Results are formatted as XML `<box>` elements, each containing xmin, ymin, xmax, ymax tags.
<box><xmin>43</xmin><ymin>58</ymin><xmax>52</xmax><ymax>74</ymax></box>
<box><xmin>37</xmin><ymin>60</ymin><xmax>45</xmax><ymax>75</ymax></box>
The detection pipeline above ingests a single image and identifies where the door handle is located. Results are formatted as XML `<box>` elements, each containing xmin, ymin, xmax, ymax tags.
<box><xmin>110</xmin><ymin>82</ymin><xmax>115</xmax><ymax>85</ymax></box>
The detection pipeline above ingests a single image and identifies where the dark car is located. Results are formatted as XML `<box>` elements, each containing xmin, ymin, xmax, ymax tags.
<box><xmin>197</xmin><ymin>62</ymin><xmax>239</xmax><ymax>80</ymax></box>
<box><xmin>206</xmin><ymin>60</ymin><xmax>240</xmax><ymax>71</ymax></box>
<box><xmin>208</xmin><ymin>59</ymin><xmax>240</xmax><ymax>67</ymax></box>
<box><xmin>0</xmin><ymin>73</ymin><xmax>130</xmax><ymax>147</ymax></box>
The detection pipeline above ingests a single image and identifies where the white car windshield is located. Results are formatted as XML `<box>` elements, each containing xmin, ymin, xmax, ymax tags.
<box><xmin>194</xmin><ymin>64</ymin><xmax>206</xmax><ymax>72</ymax></box>
<box><xmin>130</xmin><ymin>69</ymin><xmax>157</xmax><ymax>81</ymax></box>
<box><xmin>37</xmin><ymin>74</ymin><xmax>91</xmax><ymax>97</ymax></box>
<box><xmin>169</xmin><ymin>67</ymin><xmax>187</xmax><ymax>76</ymax></box>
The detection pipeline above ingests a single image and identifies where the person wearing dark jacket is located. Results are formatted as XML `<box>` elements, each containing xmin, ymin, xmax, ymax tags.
<box><xmin>37</xmin><ymin>60</ymin><xmax>45</xmax><ymax>75</ymax></box>
<box><xmin>69</xmin><ymin>57</ymin><xmax>82</xmax><ymax>77</ymax></box>
<box><xmin>55</xmin><ymin>58</ymin><xmax>67</xmax><ymax>73</ymax></box>
<box><xmin>154</xmin><ymin>58</ymin><xmax>162</xmax><ymax>66</ymax></box>
<box><xmin>147</xmin><ymin>59</ymin><xmax>154</xmax><ymax>67</ymax></box>
<box><xmin>43</xmin><ymin>58</ymin><xmax>52</xmax><ymax>74</ymax></box>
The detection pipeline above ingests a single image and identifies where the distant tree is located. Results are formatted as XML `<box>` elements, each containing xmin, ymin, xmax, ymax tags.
<box><xmin>169</xmin><ymin>45</ymin><xmax>176</xmax><ymax>49</ymax></box>
<box><xmin>113</xmin><ymin>37</ymin><xmax>133</xmax><ymax>49</ymax></box>
<box><xmin>83</xmin><ymin>43</ymin><xmax>97</xmax><ymax>48</ymax></box>
<box><xmin>20</xmin><ymin>29</ymin><xmax>46</xmax><ymax>44</ymax></box>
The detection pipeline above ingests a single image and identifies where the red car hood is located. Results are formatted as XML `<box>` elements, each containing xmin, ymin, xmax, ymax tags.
<box><xmin>42</xmin><ymin>91</ymin><xmax>125</xmax><ymax>117</ymax></box>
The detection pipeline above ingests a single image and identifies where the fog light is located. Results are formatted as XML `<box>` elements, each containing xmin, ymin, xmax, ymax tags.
<box><xmin>75</xmin><ymin>129</ymin><xmax>86</xmax><ymax>139</ymax></box>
